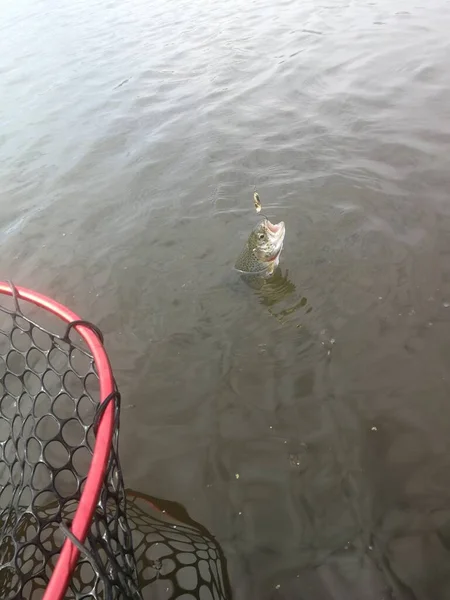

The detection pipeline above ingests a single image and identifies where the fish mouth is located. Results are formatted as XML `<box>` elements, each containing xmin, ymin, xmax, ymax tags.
<box><xmin>265</xmin><ymin>219</ymin><xmax>286</xmax><ymax>244</ymax></box>
<box><xmin>266</xmin><ymin>219</ymin><xmax>283</xmax><ymax>234</ymax></box>
<box><xmin>265</xmin><ymin>219</ymin><xmax>285</xmax><ymax>262</ymax></box>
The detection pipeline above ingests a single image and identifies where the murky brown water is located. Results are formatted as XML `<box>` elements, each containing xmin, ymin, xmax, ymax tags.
<box><xmin>2</xmin><ymin>0</ymin><xmax>450</xmax><ymax>597</ymax></box>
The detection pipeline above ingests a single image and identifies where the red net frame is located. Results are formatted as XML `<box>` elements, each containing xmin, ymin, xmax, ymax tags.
<box><xmin>0</xmin><ymin>282</ymin><xmax>140</xmax><ymax>599</ymax></box>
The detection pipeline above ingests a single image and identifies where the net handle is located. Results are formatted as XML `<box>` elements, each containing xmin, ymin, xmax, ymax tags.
<box><xmin>0</xmin><ymin>282</ymin><xmax>115</xmax><ymax>600</ymax></box>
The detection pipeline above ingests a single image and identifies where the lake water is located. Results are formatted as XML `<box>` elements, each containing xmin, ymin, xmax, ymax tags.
<box><xmin>2</xmin><ymin>0</ymin><xmax>450</xmax><ymax>598</ymax></box>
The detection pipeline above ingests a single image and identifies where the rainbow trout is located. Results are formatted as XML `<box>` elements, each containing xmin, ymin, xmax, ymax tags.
<box><xmin>234</xmin><ymin>218</ymin><xmax>286</xmax><ymax>277</ymax></box>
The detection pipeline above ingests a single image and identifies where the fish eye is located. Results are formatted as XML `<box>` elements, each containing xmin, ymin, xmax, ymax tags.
<box><xmin>258</xmin><ymin>232</ymin><xmax>265</xmax><ymax>240</ymax></box>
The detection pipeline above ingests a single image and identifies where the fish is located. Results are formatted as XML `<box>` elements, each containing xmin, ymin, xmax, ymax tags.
<box><xmin>234</xmin><ymin>218</ymin><xmax>286</xmax><ymax>277</ymax></box>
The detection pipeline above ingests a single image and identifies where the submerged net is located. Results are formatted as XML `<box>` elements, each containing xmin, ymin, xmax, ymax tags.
<box><xmin>0</xmin><ymin>282</ymin><xmax>232</xmax><ymax>600</ymax></box>
<box><xmin>124</xmin><ymin>490</ymin><xmax>231</xmax><ymax>600</ymax></box>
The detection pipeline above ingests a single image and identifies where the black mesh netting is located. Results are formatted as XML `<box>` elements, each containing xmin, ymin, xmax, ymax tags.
<box><xmin>0</xmin><ymin>284</ymin><xmax>142</xmax><ymax>600</ymax></box>
<box><xmin>123</xmin><ymin>491</ymin><xmax>232</xmax><ymax>600</ymax></box>
<box><xmin>0</xmin><ymin>284</ymin><xmax>231</xmax><ymax>600</ymax></box>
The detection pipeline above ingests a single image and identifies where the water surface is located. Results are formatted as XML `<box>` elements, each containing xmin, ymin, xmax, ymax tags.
<box><xmin>2</xmin><ymin>0</ymin><xmax>450</xmax><ymax>597</ymax></box>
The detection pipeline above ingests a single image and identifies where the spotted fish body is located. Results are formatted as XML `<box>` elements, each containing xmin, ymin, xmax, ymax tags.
<box><xmin>234</xmin><ymin>218</ymin><xmax>286</xmax><ymax>277</ymax></box>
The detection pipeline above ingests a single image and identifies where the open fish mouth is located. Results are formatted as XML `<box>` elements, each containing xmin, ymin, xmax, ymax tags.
<box><xmin>264</xmin><ymin>219</ymin><xmax>285</xmax><ymax>265</ymax></box>
<box><xmin>265</xmin><ymin>219</ymin><xmax>286</xmax><ymax>243</ymax></box>
<box><xmin>266</xmin><ymin>220</ymin><xmax>282</xmax><ymax>234</ymax></box>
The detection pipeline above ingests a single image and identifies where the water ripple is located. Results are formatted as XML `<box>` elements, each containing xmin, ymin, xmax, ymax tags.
<box><xmin>2</xmin><ymin>0</ymin><xmax>450</xmax><ymax>597</ymax></box>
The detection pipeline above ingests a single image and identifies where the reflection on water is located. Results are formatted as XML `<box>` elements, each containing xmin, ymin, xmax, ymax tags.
<box><xmin>240</xmin><ymin>266</ymin><xmax>311</xmax><ymax>325</ymax></box>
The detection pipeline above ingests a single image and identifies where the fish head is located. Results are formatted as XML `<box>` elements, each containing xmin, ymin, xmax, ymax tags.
<box><xmin>249</xmin><ymin>218</ymin><xmax>286</xmax><ymax>264</ymax></box>
<box><xmin>234</xmin><ymin>218</ymin><xmax>286</xmax><ymax>275</ymax></box>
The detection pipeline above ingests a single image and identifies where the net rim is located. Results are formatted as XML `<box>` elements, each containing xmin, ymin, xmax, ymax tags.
<box><xmin>0</xmin><ymin>282</ymin><xmax>115</xmax><ymax>600</ymax></box>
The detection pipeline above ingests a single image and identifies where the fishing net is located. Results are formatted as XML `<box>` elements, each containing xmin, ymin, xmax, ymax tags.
<box><xmin>0</xmin><ymin>282</ymin><xmax>141</xmax><ymax>600</ymax></box>
<box><xmin>0</xmin><ymin>282</ymin><xmax>231</xmax><ymax>600</ymax></box>
<box><xmin>124</xmin><ymin>490</ymin><xmax>232</xmax><ymax>600</ymax></box>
